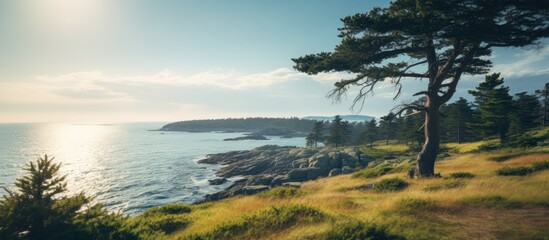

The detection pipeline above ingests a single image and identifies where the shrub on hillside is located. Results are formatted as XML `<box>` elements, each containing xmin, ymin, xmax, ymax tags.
<box><xmin>532</xmin><ymin>161</ymin><xmax>549</xmax><ymax>171</ymax></box>
<box><xmin>423</xmin><ymin>181</ymin><xmax>466</xmax><ymax>192</ymax></box>
<box><xmin>448</xmin><ymin>172</ymin><xmax>475</xmax><ymax>179</ymax></box>
<box><xmin>374</xmin><ymin>178</ymin><xmax>408</xmax><ymax>192</ymax></box>
<box><xmin>322</xmin><ymin>221</ymin><xmax>404</xmax><ymax>240</ymax></box>
<box><xmin>181</xmin><ymin>205</ymin><xmax>326</xmax><ymax>240</ymax></box>
<box><xmin>256</xmin><ymin>187</ymin><xmax>309</xmax><ymax>198</ymax></box>
<box><xmin>0</xmin><ymin>155</ymin><xmax>138</xmax><ymax>240</ymax></box>
<box><xmin>496</xmin><ymin>166</ymin><xmax>532</xmax><ymax>176</ymax></box>
<box><xmin>142</xmin><ymin>204</ymin><xmax>191</xmax><ymax>216</ymax></box>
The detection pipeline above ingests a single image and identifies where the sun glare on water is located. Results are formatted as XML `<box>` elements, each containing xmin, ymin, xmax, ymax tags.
<box><xmin>41</xmin><ymin>124</ymin><xmax>119</xmax><ymax>197</ymax></box>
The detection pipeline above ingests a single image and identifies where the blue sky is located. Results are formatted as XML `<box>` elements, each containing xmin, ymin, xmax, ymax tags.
<box><xmin>0</xmin><ymin>0</ymin><xmax>547</xmax><ymax>123</ymax></box>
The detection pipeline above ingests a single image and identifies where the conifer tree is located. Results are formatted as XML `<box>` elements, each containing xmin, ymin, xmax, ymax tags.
<box><xmin>362</xmin><ymin>119</ymin><xmax>378</xmax><ymax>149</ymax></box>
<box><xmin>306</xmin><ymin>121</ymin><xmax>325</xmax><ymax>147</ymax></box>
<box><xmin>326</xmin><ymin>115</ymin><xmax>351</xmax><ymax>147</ymax></box>
<box><xmin>293</xmin><ymin>0</ymin><xmax>549</xmax><ymax>176</ymax></box>
<box><xmin>510</xmin><ymin>92</ymin><xmax>542</xmax><ymax>133</ymax></box>
<box><xmin>0</xmin><ymin>155</ymin><xmax>137</xmax><ymax>240</ymax></box>
<box><xmin>469</xmin><ymin>73</ymin><xmax>513</xmax><ymax>142</ymax></box>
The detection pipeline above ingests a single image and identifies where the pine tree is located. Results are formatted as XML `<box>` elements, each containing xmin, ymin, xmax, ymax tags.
<box><xmin>446</xmin><ymin>98</ymin><xmax>475</xmax><ymax>143</ymax></box>
<box><xmin>510</xmin><ymin>92</ymin><xmax>542</xmax><ymax>133</ymax></box>
<box><xmin>306</xmin><ymin>122</ymin><xmax>325</xmax><ymax>147</ymax></box>
<box><xmin>379</xmin><ymin>113</ymin><xmax>397</xmax><ymax>145</ymax></box>
<box><xmin>535</xmin><ymin>83</ymin><xmax>549</xmax><ymax>126</ymax></box>
<box><xmin>362</xmin><ymin>119</ymin><xmax>378</xmax><ymax>149</ymax></box>
<box><xmin>0</xmin><ymin>155</ymin><xmax>137</xmax><ymax>240</ymax></box>
<box><xmin>469</xmin><ymin>73</ymin><xmax>513</xmax><ymax>142</ymax></box>
<box><xmin>326</xmin><ymin>115</ymin><xmax>351</xmax><ymax>147</ymax></box>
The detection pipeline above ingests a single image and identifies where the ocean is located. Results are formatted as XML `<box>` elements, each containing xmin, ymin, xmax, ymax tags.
<box><xmin>0</xmin><ymin>123</ymin><xmax>305</xmax><ymax>216</ymax></box>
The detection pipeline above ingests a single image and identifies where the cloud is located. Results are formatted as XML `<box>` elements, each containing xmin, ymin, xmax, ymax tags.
<box><xmin>492</xmin><ymin>46</ymin><xmax>549</xmax><ymax>78</ymax></box>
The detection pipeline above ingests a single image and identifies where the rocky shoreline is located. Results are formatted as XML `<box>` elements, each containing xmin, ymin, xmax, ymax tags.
<box><xmin>197</xmin><ymin>145</ymin><xmax>373</xmax><ymax>202</ymax></box>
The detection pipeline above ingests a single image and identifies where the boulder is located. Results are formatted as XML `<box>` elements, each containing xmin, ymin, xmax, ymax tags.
<box><xmin>242</xmin><ymin>185</ymin><xmax>270</xmax><ymax>195</ymax></box>
<box><xmin>329</xmin><ymin>168</ymin><xmax>342</xmax><ymax>177</ymax></box>
<box><xmin>288</xmin><ymin>168</ymin><xmax>309</xmax><ymax>181</ymax></box>
<box><xmin>208</xmin><ymin>178</ymin><xmax>227</xmax><ymax>185</ymax></box>
<box><xmin>342</xmin><ymin>166</ymin><xmax>354</xmax><ymax>174</ymax></box>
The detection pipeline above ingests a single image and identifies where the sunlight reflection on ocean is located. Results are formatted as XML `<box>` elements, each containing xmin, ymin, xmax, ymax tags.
<box><xmin>0</xmin><ymin>123</ymin><xmax>305</xmax><ymax>216</ymax></box>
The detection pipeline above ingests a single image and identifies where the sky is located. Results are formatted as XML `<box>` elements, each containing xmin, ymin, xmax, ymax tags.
<box><xmin>0</xmin><ymin>0</ymin><xmax>548</xmax><ymax>123</ymax></box>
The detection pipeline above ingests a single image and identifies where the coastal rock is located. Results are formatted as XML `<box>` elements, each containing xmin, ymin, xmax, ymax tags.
<box><xmin>342</xmin><ymin>166</ymin><xmax>355</xmax><ymax>174</ymax></box>
<box><xmin>198</xmin><ymin>145</ymin><xmax>372</xmax><ymax>202</ymax></box>
<box><xmin>242</xmin><ymin>185</ymin><xmax>270</xmax><ymax>195</ymax></box>
<box><xmin>208</xmin><ymin>178</ymin><xmax>227</xmax><ymax>185</ymax></box>
<box><xmin>329</xmin><ymin>168</ymin><xmax>342</xmax><ymax>177</ymax></box>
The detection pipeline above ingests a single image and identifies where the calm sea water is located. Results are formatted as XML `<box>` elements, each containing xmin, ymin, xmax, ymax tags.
<box><xmin>0</xmin><ymin>123</ymin><xmax>305</xmax><ymax>216</ymax></box>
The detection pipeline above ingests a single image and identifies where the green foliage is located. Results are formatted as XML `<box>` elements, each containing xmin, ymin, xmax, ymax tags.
<box><xmin>353</xmin><ymin>165</ymin><xmax>408</xmax><ymax>179</ymax></box>
<box><xmin>326</xmin><ymin>115</ymin><xmax>352</xmax><ymax>147</ymax></box>
<box><xmin>448</xmin><ymin>172</ymin><xmax>475</xmax><ymax>179</ymax></box>
<box><xmin>306</xmin><ymin>121</ymin><xmax>325</xmax><ymax>147</ymax></box>
<box><xmin>532</xmin><ymin>161</ymin><xmax>549</xmax><ymax>171</ymax></box>
<box><xmin>256</xmin><ymin>187</ymin><xmax>309</xmax><ymax>198</ymax></box>
<box><xmin>352</xmin><ymin>167</ymin><xmax>393</xmax><ymax>179</ymax></box>
<box><xmin>362</xmin><ymin>119</ymin><xmax>378</xmax><ymax>148</ymax></box>
<box><xmin>469</xmin><ymin>73</ymin><xmax>514</xmax><ymax>142</ymax></box>
<box><xmin>496</xmin><ymin>166</ymin><xmax>532</xmax><ymax>176</ymax></box>
<box><xmin>129</xmin><ymin>215</ymin><xmax>190</xmax><ymax>236</ymax></box>
<box><xmin>142</xmin><ymin>204</ymin><xmax>192</xmax><ymax>216</ymax></box>
<box><xmin>496</xmin><ymin>161</ymin><xmax>549</xmax><ymax>176</ymax></box>
<box><xmin>423</xmin><ymin>181</ymin><xmax>466</xmax><ymax>192</ymax></box>
<box><xmin>462</xmin><ymin>195</ymin><xmax>523</xmax><ymax>209</ymax></box>
<box><xmin>321</xmin><ymin>221</ymin><xmax>404</xmax><ymax>240</ymax></box>
<box><xmin>0</xmin><ymin>155</ymin><xmax>138</xmax><ymax>240</ymax></box>
<box><xmin>374</xmin><ymin>178</ymin><xmax>408</xmax><ymax>192</ymax></box>
<box><xmin>181</xmin><ymin>205</ymin><xmax>326</xmax><ymax>240</ymax></box>
<box><xmin>394</xmin><ymin>198</ymin><xmax>437</xmax><ymax>212</ymax></box>
<box><xmin>160</xmin><ymin>117</ymin><xmax>317</xmax><ymax>135</ymax></box>
<box><xmin>510</xmin><ymin>92</ymin><xmax>543</xmax><ymax>134</ymax></box>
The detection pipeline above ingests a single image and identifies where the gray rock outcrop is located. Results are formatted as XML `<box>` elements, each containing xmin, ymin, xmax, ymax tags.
<box><xmin>199</xmin><ymin>145</ymin><xmax>371</xmax><ymax>202</ymax></box>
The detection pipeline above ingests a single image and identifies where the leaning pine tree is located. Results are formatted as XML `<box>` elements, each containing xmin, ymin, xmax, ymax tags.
<box><xmin>292</xmin><ymin>0</ymin><xmax>548</xmax><ymax>177</ymax></box>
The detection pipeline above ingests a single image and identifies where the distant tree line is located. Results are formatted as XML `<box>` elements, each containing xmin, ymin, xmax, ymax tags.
<box><xmin>306</xmin><ymin>75</ymin><xmax>548</xmax><ymax>147</ymax></box>
<box><xmin>160</xmin><ymin>117</ymin><xmax>317</xmax><ymax>135</ymax></box>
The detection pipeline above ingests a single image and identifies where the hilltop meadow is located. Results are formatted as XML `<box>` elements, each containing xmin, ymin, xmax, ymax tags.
<box><xmin>129</xmin><ymin>128</ymin><xmax>549</xmax><ymax>240</ymax></box>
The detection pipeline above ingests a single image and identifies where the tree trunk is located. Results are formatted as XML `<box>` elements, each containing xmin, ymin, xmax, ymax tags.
<box><xmin>416</xmin><ymin>98</ymin><xmax>440</xmax><ymax>177</ymax></box>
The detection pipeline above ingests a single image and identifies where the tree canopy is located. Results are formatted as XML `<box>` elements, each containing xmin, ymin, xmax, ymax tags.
<box><xmin>293</xmin><ymin>0</ymin><xmax>549</xmax><ymax>177</ymax></box>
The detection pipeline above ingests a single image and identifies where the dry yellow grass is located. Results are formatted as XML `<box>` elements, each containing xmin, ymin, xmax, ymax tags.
<box><xmin>160</xmin><ymin>146</ymin><xmax>549</xmax><ymax>239</ymax></box>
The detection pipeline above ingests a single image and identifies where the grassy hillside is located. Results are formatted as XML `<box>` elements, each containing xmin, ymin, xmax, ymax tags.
<box><xmin>131</xmin><ymin>130</ymin><xmax>549</xmax><ymax>240</ymax></box>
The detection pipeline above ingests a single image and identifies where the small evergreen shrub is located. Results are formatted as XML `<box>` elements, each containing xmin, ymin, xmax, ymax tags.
<box><xmin>423</xmin><ymin>181</ymin><xmax>466</xmax><ymax>192</ymax></box>
<box><xmin>496</xmin><ymin>166</ymin><xmax>532</xmax><ymax>176</ymax></box>
<box><xmin>448</xmin><ymin>172</ymin><xmax>475</xmax><ymax>179</ymax></box>
<box><xmin>462</xmin><ymin>195</ymin><xmax>522</xmax><ymax>208</ymax></box>
<box><xmin>352</xmin><ymin>166</ymin><xmax>393</xmax><ymax>178</ymax></box>
<box><xmin>394</xmin><ymin>198</ymin><xmax>437</xmax><ymax>212</ymax></box>
<box><xmin>256</xmin><ymin>187</ymin><xmax>309</xmax><ymax>198</ymax></box>
<box><xmin>374</xmin><ymin>178</ymin><xmax>408</xmax><ymax>192</ymax></box>
<box><xmin>322</xmin><ymin>221</ymin><xmax>404</xmax><ymax>240</ymax></box>
<box><xmin>532</xmin><ymin>161</ymin><xmax>549</xmax><ymax>171</ymax></box>
<box><xmin>142</xmin><ymin>204</ymin><xmax>191</xmax><ymax>216</ymax></box>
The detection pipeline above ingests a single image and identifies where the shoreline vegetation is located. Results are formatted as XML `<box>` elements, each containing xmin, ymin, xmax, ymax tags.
<box><xmin>1</xmin><ymin>127</ymin><xmax>548</xmax><ymax>239</ymax></box>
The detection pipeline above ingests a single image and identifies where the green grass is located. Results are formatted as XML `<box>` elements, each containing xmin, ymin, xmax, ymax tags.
<box><xmin>179</xmin><ymin>205</ymin><xmax>327</xmax><ymax>239</ymax></box>
<box><xmin>448</xmin><ymin>172</ymin><xmax>475</xmax><ymax>179</ymax></box>
<box><xmin>374</xmin><ymin>178</ymin><xmax>409</xmax><ymax>192</ymax></box>
<box><xmin>321</xmin><ymin>221</ymin><xmax>404</xmax><ymax>240</ymax></box>
<box><xmin>256</xmin><ymin>187</ymin><xmax>309</xmax><ymax>198</ymax></box>
<box><xmin>128</xmin><ymin>140</ymin><xmax>549</xmax><ymax>240</ymax></box>
<box><xmin>423</xmin><ymin>180</ymin><xmax>466</xmax><ymax>192</ymax></box>
<box><xmin>495</xmin><ymin>161</ymin><xmax>549</xmax><ymax>176</ymax></box>
<box><xmin>142</xmin><ymin>204</ymin><xmax>192</xmax><ymax>216</ymax></box>
<box><xmin>461</xmin><ymin>195</ymin><xmax>524</xmax><ymax>209</ymax></box>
